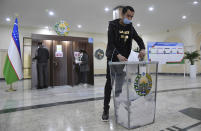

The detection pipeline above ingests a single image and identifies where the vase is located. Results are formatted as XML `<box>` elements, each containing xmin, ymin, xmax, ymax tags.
<box><xmin>190</xmin><ymin>65</ymin><xmax>196</xmax><ymax>78</ymax></box>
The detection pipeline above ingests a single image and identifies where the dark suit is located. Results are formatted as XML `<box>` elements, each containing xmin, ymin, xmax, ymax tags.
<box><xmin>79</xmin><ymin>53</ymin><xmax>89</xmax><ymax>84</ymax></box>
<box><xmin>34</xmin><ymin>46</ymin><xmax>49</xmax><ymax>88</ymax></box>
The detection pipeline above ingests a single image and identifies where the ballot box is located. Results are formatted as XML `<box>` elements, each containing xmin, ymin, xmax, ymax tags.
<box><xmin>109</xmin><ymin>61</ymin><xmax>158</xmax><ymax>129</ymax></box>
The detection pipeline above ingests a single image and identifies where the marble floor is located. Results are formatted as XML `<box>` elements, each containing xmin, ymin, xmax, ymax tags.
<box><xmin>0</xmin><ymin>75</ymin><xmax>201</xmax><ymax>131</ymax></box>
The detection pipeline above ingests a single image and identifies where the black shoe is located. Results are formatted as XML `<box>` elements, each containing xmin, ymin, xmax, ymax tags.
<box><xmin>37</xmin><ymin>86</ymin><xmax>43</xmax><ymax>89</ymax></box>
<box><xmin>44</xmin><ymin>85</ymin><xmax>48</xmax><ymax>88</ymax></box>
<box><xmin>102</xmin><ymin>110</ymin><xmax>109</xmax><ymax>122</ymax></box>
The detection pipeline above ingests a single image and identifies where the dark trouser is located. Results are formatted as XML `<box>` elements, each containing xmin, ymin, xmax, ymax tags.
<box><xmin>37</xmin><ymin>63</ymin><xmax>48</xmax><ymax>88</ymax></box>
<box><xmin>80</xmin><ymin>71</ymin><xmax>88</xmax><ymax>84</ymax></box>
<box><xmin>103</xmin><ymin>60</ymin><xmax>125</xmax><ymax>111</ymax></box>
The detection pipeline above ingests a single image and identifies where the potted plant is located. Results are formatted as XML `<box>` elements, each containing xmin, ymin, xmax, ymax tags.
<box><xmin>184</xmin><ymin>50</ymin><xmax>200</xmax><ymax>78</ymax></box>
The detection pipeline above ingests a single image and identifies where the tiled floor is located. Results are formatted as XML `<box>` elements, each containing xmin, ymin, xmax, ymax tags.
<box><xmin>0</xmin><ymin>76</ymin><xmax>201</xmax><ymax>131</ymax></box>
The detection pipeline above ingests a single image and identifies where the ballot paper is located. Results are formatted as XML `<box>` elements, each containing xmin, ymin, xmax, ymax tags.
<box><xmin>123</xmin><ymin>51</ymin><xmax>139</xmax><ymax>72</ymax></box>
<box><xmin>128</xmin><ymin>50</ymin><xmax>139</xmax><ymax>62</ymax></box>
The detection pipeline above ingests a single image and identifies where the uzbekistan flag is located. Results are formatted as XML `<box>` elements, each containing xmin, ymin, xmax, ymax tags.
<box><xmin>3</xmin><ymin>18</ymin><xmax>23</xmax><ymax>84</ymax></box>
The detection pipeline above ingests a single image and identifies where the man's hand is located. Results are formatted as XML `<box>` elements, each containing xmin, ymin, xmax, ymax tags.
<box><xmin>138</xmin><ymin>49</ymin><xmax>146</xmax><ymax>60</ymax></box>
<box><xmin>117</xmin><ymin>54</ymin><xmax>128</xmax><ymax>62</ymax></box>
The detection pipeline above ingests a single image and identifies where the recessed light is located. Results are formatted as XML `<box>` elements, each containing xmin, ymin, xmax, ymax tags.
<box><xmin>45</xmin><ymin>26</ymin><xmax>49</xmax><ymax>29</ymax></box>
<box><xmin>104</xmin><ymin>7</ymin><xmax>109</xmax><ymax>12</ymax></box>
<box><xmin>193</xmin><ymin>1</ymin><xmax>199</xmax><ymax>5</ymax></box>
<box><xmin>137</xmin><ymin>23</ymin><xmax>141</xmax><ymax>27</ymax></box>
<box><xmin>49</xmin><ymin>11</ymin><xmax>54</xmax><ymax>16</ymax></box>
<box><xmin>148</xmin><ymin>6</ymin><xmax>154</xmax><ymax>11</ymax></box>
<box><xmin>77</xmin><ymin>25</ymin><xmax>82</xmax><ymax>28</ymax></box>
<box><xmin>6</xmin><ymin>17</ymin><xmax>11</xmax><ymax>22</ymax></box>
<box><xmin>182</xmin><ymin>15</ymin><xmax>187</xmax><ymax>19</ymax></box>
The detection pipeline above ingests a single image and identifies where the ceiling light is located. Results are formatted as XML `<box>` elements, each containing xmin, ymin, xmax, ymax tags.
<box><xmin>45</xmin><ymin>26</ymin><xmax>49</xmax><ymax>29</ymax></box>
<box><xmin>49</xmin><ymin>11</ymin><xmax>54</xmax><ymax>16</ymax></box>
<box><xmin>193</xmin><ymin>1</ymin><xmax>199</xmax><ymax>5</ymax></box>
<box><xmin>77</xmin><ymin>25</ymin><xmax>82</xmax><ymax>28</ymax></box>
<box><xmin>182</xmin><ymin>15</ymin><xmax>187</xmax><ymax>19</ymax></box>
<box><xmin>137</xmin><ymin>23</ymin><xmax>141</xmax><ymax>27</ymax></box>
<box><xmin>104</xmin><ymin>7</ymin><xmax>109</xmax><ymax>12</ymax></box>
<box><xmin>148</xmin><ymin>6</ymin><xmax>154</xmax><ymax>11</ymax></box>
<box><xmin>6</xmin><ymin>17</ymin><xmax>11</xmax><ymax>22</ymax></box>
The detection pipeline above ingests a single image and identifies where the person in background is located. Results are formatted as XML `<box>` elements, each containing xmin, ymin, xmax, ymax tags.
<box><xmin>79</xmin><ymin>49</ymin><xmax>89</xmax><ymax>87</ymax></box>
<box><xmin>33</xmin><ymin>42</ymin><xmax>49</xmax><ymax>89</ymax></box>
<box><xmin>102</xmin><ymin>6</ymin><xmax>146</xmax><ymax>121</ymax></box>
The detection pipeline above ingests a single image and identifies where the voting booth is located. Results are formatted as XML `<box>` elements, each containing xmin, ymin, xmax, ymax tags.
<box><xmin>109</xmin><ymin>61</ymin><xmax>158</xmax><ymax>129</ymax></box>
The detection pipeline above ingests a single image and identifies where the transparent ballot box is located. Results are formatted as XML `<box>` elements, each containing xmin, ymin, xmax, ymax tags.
<box><xmin>109</xmin><ymin>61</ymin><xmax>158</xmax><ymax>129</ymax></box>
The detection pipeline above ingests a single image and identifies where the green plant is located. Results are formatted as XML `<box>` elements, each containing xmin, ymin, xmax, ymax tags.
<box><xmin>184</xmin><ymin>50</ymin><xmax>200</xmax><ymax>65</ymax></box>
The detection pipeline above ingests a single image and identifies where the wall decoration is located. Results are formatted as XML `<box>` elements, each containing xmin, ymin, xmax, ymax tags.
<box><xmin>54</xmin><ymin>20</ymin><xmax>70</xmax><ymax>36</ymax></box>
<box><xmin>95</xmin><ymin>49</ymin><xmax>104</xmax><ymax>60</ymax></box>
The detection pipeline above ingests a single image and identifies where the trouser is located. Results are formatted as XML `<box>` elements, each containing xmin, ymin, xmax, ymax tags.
<box><xmin>37</xmin><ymin>63</ymin><xmax>48</xmax><ymax>88</ymax></box>
<box><xmin>103</xmin><ymin>60</ymin><xmax>125</xmax><ymax>111</ymax></box>
<box><xmin>80</xmin><ymin>71</ymin><xmax>88</xmax><ymax>84</ymax></box>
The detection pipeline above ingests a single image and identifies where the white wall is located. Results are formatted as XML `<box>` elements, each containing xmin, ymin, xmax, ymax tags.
<box><xmin>142</xmin><ymin>24</ymin><xmax>201</xmax><ymax>74</ymax></box>
<box><xmin>1</xmin><ymin>23</ymin><xmax>201</xmax><ymax>78</ymax></box>
<box><xmin>0</xmin><ymin>25</ymin><xmax>108</xmax><ymax>78</ymax></box>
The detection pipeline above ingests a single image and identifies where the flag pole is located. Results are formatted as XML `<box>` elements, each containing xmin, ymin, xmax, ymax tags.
<box><xmin>6</xmin><ymin>84</ymin><xmax>17</xmax><ymax>92</ymax></box>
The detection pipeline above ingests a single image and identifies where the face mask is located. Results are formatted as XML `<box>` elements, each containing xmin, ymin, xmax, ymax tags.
<box><xmin>123</xmin><ymin>18</ymin><xmax>132</xmax><ymax>25</ymax></box>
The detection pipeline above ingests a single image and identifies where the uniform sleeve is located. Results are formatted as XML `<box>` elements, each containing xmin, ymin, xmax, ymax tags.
<box><xmin>132</xmin><ymin>27</ymin><xmax>145</xmax><ymax>50</ymax></box>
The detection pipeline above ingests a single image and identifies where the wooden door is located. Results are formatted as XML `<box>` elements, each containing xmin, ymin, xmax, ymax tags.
<box><xmin>52</xmin><ymin>41</ymin><xmax>68</xmax><ymax>86</ymax></box>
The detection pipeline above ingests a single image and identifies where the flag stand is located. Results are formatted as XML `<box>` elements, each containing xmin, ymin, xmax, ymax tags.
<box><xmin>6</xmin><ymin>84</ymin><xmax>17</xmax><ymax>92</ymax></box>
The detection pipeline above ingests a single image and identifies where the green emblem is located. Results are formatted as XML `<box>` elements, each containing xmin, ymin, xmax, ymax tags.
<box><xmin>134</xmin><ymin>73</ymin><xmax>152</xmax><ymax>96</ymax></box>
<box><xmin>54</xmin><ymin>20</ymin><xmax>70</xmax><ymax>36</ymax></box>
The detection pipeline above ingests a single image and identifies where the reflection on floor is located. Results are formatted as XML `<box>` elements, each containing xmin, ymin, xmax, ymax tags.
<box><xmin>0</xmin><ymin>76</ymin><xmax>201</xmax><ymax>131</ymax></box>
<box><xmin>0</xmin><ymin>77</ymin><xmax>106</xmax><ymax>110</ymax></box>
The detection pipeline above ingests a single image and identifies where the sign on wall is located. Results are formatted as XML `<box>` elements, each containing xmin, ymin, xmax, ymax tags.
<box><xmin>88</xmin><ymin>38</ymin><xmax>93</xmax><ymax>44</ymax></box>
<box><xmin>55</xmin><ymin>45</ymin><xmax>63</xmax><ymax>57</ymax></box>
<box><xmin>147</xmin><ymin>42</ymin><xmax>184</xmax><ymax>64</ymax></box>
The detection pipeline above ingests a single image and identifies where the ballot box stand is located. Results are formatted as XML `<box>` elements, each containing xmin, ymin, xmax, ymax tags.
<box><xmin>109</xmin><ymin>61</ymin><xmax>158</xmax><ymax>129</ymax></box>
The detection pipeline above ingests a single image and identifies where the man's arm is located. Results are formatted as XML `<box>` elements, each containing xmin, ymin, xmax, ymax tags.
<box><xmin>132</xmin><ymin>27</ymin><xmax>146</xmax><ymax>60</ymax></box>
<box><xmin>107</xmin><ymin>23</ymin><xmax>119</xmax><ymax>59</ymax></box>
<box><xmin>132</xmin><ymin>27</ymin><xmax>145</xmax><ymax>50</ymax></box>
<box><xmin>46</xmin><ymin>49</ymin><xmax>49</xmax><ymax>60</ymax></box>
<box><xmin>80</xmin><ymin>54</ymin><xmax>88</xmax><ymax>64</ymax></box>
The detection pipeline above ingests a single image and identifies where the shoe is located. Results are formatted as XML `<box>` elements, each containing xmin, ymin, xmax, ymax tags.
<box><xmin>44</xmin><ymin>85</ymin><xmax>48</xmax><ymax>88</ymax></box>
<box><xmin>101</xmin><ymin>110</ymin><xmax>109</xmax><ymax>122</ymax></box>
<box><xmin>37</xmin><ymin>86</ymin><xmax>43</xmax><ymax>89</ymax></box>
